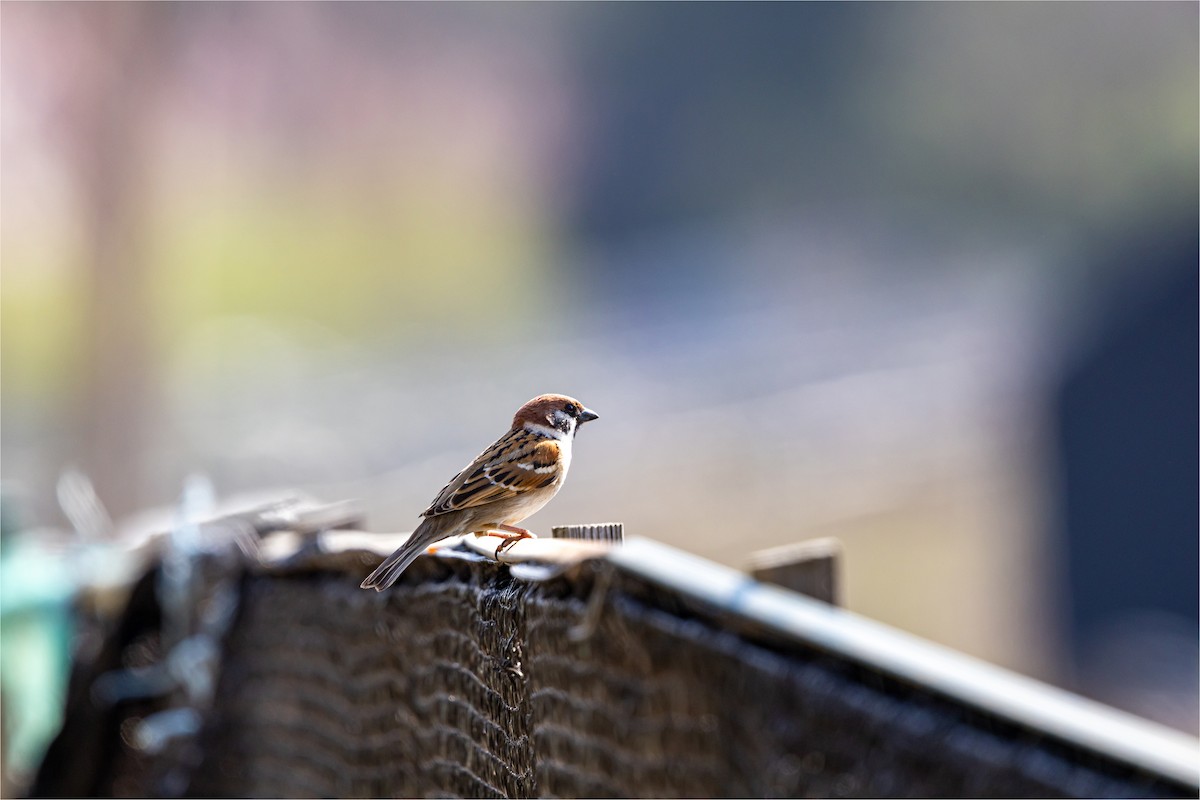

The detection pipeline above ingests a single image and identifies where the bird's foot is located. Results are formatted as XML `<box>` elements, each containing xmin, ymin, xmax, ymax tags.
<box><xmin>489</xmin><ymin>525</ymin><xmax>535</xmax><ymax>559</ymax></box>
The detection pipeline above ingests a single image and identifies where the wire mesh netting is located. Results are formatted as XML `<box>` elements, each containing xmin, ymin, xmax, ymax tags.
<box><xmin>33</xmin><ymin>546</ymin><xmax>1196</xmax><ymax>798</ymax></box>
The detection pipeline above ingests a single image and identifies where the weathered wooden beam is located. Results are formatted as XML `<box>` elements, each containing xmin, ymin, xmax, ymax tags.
<box><xmin>748</xmin><ymin>537</ymin><xmax>841</xmax><ymax>605</ymax></box>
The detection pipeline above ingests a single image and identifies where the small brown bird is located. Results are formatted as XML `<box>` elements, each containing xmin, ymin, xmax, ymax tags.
<box><xmin>361</xmin><ymin>394</ymin><xmax>599</xmax><ymax>591</ymax></box>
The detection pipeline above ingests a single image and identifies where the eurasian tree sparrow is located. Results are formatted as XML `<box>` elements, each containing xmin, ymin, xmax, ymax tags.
<box><xmin>360</xmin><ymin>394</ymin><xmax>599</xmax><ymax>591</ymax></box>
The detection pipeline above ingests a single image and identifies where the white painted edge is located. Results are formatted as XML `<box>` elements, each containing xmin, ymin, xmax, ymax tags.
<box><xmin>462</xmin><ymin>532</ymin><xmax>614</xmax><ymax>564</ymax></box>
<box><xmin>607</xmin><ymin>535</ymin><xmax>1200</xmax><ymax>789</ymax></box>
<box><xmin>309</xmin><ymin>528</ymin><xmax>614</xmax><ymax>566</ymax></box>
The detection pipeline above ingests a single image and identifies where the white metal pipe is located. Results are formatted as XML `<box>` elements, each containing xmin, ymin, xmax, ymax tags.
<box><xmin>608</xmin><ymin>535</ymin><xmax>1200</xmax><ymax>789</ymax></box>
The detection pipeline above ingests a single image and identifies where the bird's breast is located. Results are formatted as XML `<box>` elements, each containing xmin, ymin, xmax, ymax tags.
<box><xmin>498</xmin><ymin>477</ymin><xmax>563</xmax><ymax>524</ymax></box>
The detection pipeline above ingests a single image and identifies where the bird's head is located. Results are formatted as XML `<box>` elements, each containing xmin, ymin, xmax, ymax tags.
<box><xmin>513</xmin><ymin>394</ymin><xmax>599</xmax><ymax>439</ymax></box>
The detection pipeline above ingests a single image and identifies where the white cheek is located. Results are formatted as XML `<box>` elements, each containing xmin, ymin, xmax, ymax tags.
<box><xmin>525</xmin><ymin>422</ymin><xmax>565</xmax><ymax>440</ymax></box>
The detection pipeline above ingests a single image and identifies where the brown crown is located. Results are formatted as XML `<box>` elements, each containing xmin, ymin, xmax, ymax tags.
<box><xmin>512</xmin><ymin>394</ymin><xmax>585</xmax><ymax>429</ymax></box>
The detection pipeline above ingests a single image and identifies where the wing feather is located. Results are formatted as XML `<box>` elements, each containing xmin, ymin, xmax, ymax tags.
<box><xmin>423</xmin><ymin>431</ymin><xmax>561</xmax><ymax>516</ymax></box>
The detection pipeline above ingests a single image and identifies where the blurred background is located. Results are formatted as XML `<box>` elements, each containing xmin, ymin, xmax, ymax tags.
<box><xmin>2</xmin><ymin>1</ymin><xmax>1197</xmax><ymax>786</ymax></box>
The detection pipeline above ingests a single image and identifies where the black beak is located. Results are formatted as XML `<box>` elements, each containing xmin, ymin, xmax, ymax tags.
<box><xmin>578</xmin><ymin>408</ymin><xmax>599</xmax><ymax>424</ymax></box>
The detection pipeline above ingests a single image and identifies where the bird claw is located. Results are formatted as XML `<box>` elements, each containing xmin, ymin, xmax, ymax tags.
<box><xmin>492</xmin><ymin>529</ymin><xmax>533</xmax><ymax>560</ymax></box>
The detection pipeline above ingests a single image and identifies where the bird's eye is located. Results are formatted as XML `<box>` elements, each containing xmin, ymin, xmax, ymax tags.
<box><xmin>564</xmin><ymin>403</ymin><xmax>579</xmax><ymax>417</ymax></box>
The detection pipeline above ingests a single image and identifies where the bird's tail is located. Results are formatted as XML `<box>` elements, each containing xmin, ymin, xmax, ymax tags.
<box><xmin>360</xmin><ymin>516</ymin><xmax>450</xmax><ymax>591</ymax></box>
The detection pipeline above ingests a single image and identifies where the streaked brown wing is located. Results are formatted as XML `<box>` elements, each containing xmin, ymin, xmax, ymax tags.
<box><xmin>423</xmin><ymin>430</ymin><xmax>561</xmax><ymax>517</ymax></box>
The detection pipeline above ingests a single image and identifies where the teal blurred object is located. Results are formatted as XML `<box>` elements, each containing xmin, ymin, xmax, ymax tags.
<box><xmin>0</xmin><ymin>497</ymin><xmax>75</xmax><ymax>787</ymax></box>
